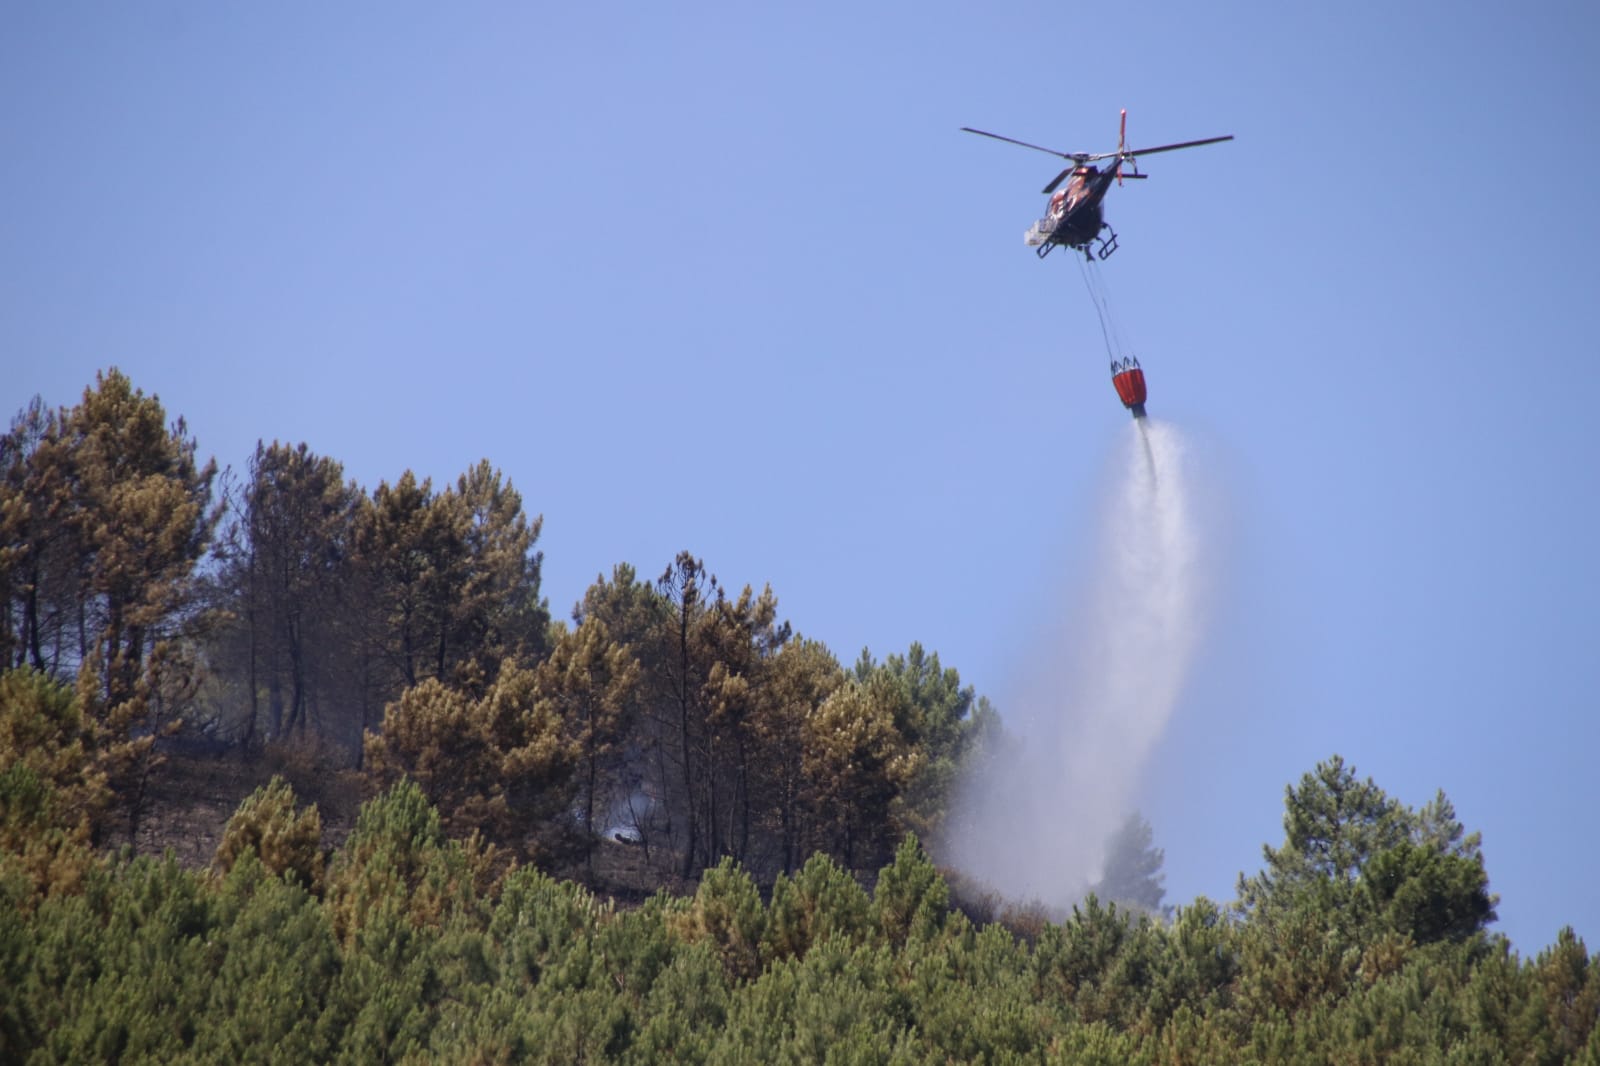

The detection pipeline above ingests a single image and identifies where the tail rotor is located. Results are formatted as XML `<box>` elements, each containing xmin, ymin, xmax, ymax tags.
<box><xmin>1117</xmin><ymin>109</ymin><xmax>1127</xmax><ymax>186</ymax></box>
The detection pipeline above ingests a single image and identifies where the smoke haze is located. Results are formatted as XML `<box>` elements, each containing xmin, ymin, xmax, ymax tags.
<box><xmin>947</xmin><ymin>420</ymin><xmax>1206</xmax><ymax>907</ymax></box>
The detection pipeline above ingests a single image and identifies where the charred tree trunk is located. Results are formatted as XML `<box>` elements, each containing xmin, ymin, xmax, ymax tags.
<box><xmin>268</xmin><ymin>675</ymin><xmax>285</xmax><ymax>742</ymax></box>
<box><xmin>676</xmin><ymin>600</ymin><xmax>699</xmax><ymax>881</ymax></box>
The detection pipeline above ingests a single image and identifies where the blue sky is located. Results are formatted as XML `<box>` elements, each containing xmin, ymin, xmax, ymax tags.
<box><xmin>4</xmin><ymin>2</ymin><xmax>1597</xmax><ymax>951</ymax></box>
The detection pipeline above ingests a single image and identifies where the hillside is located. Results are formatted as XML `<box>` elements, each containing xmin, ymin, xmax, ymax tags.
<box><xmin>5</xmin><ymin>370</ymin><xmax>1598</xmax><ymax>1062</ymax></box>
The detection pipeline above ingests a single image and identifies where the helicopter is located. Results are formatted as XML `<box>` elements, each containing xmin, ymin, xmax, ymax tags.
<box><xmin>961</xmin><ymin>110</ymin><xmax>1233</xmax><ymax>260</ymax></box>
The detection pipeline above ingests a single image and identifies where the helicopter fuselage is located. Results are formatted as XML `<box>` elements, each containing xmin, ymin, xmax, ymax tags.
<box><xmin>1024</xmin><ymin>166</ymin><xmax>1120</xmax><ymax>257</ymax></box>
<box><xmin>964</xmin><ymin>113</ymin><xmax>1231</xmax><ymax>261</ymax></box>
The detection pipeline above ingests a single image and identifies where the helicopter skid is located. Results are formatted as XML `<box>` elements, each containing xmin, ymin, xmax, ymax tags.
<box><xmin>1094</xmin><ymin>227</ymin><xmax>1119</xmax><ymax>259</ymax></box>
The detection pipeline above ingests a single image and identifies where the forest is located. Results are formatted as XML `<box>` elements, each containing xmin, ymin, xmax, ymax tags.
<box><xmin>2</xmin><ymin>369</ymin><xmax>1597</xmax><ymax>1063</ymax></box>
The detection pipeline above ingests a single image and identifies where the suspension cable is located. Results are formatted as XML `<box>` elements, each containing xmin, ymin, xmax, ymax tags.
<box><xmin>1075</xmin><ymin>254</ymin><xmax>1135</xmax><ymax>365</ymax></box>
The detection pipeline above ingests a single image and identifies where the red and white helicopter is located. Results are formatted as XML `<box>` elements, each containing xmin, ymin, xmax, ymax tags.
<box><xmin>962</xmin><ymin>110</ymin><xmax>1232</xmax><ymax>260</ymax></box>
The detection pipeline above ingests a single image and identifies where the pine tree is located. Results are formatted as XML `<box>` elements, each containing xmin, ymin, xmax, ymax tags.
<box><xmin>353</xmin><ymin>471</ymin><xmax>466</xmax><ymax>692</ymax></box>
<box><xmin>363</xmin><ymin>663</ymin><xmax>577</xmax><ymax>859</ymax></box>
<box><xmin>58</xmin><ymin>369</ymin><xmax>219</xmax><ymax>707</ymax></box>
<box><xmin>212</xmin><ymin>776</ymin><xmax>326</xmax><ymax>896</ymax></box>
<box><xmin>1236</xmin><ymin>754</ymin><xmax>1496</xmax><ymax>944</ymax></box>
<box><xmin>3</xmin><ymin>372</ymin><xmax>220</xmax><ymax>844</ymax></box>
<box><xmin>802</xmin><ymin>672</ymin><xmax>918</xmax><ymax>871</ymax></box>
<box><xmin>0</xmin><ymin>398</ymin><xmax>81</xmax><ymax>675</ymax></box>
<box><xmin>1093</xmin><ymin>812</ymin><xmax>1167</xmax><ymax>914</ymax></box>
<box><xmin>452</xmin><ymin>459</ymin><xmax>551</xmax><ymax>680</ymax></box>
<box><xmin>0</xmin><ymin>668</ymin><xmax>106</xmax><ymax>900</ymax></box>
<box><xmin>748</xmin><ymin>638</ymin><xmax>844</xmax><ymax>874</ymax></box>
<box><xmin>653</xmin><ymin>552</ymin><xmax>718</xmax><ymax>879</ymax></box>
<box><xmin>211</xmin><ymin>441</ymin><xmax>363</xmax><ymax>749</ymax></box>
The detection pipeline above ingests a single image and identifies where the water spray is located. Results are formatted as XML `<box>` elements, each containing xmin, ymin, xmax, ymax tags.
<box><xmin>947</xmin><ymin>419</ymin><xmax>1203</xmax><ymax>910</ymax></box>
<box><xmin>1135</xmin><ymin>412</ymin><xmax>1158</xmax><ymax>482</ymax></box>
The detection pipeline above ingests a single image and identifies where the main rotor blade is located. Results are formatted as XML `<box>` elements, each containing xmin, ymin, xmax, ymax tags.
<box><xmin>1041</xmin><ymin>167</ymin><xmax>1075</xmax><ymax>195</ymax></box>
<box><xmin>961</xmin><ymin>127</ymin><xmax>1084</xmax><ymax>161</ymax></box>
<box><xmin>1123</xmin><ymin>134</ymin><xmax>1234</xmax><ymax>157</ymax></box>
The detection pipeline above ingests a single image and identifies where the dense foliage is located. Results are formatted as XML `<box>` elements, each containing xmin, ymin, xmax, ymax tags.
<box><xmin>1</xmin><ymin>766</ymin><xmax>1595</xmax><ymax>1063</ymax></box>
<box><xmin>4</xmin><ymin>371</ymin><xmax>1596</xmax><ymax>1062</ymax></box>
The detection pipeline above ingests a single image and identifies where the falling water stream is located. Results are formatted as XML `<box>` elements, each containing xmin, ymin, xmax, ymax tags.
<box><xmin>947</xmin><ymin>419</ymin><xmax>1205</xmax><ymax>908</ymax></box>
